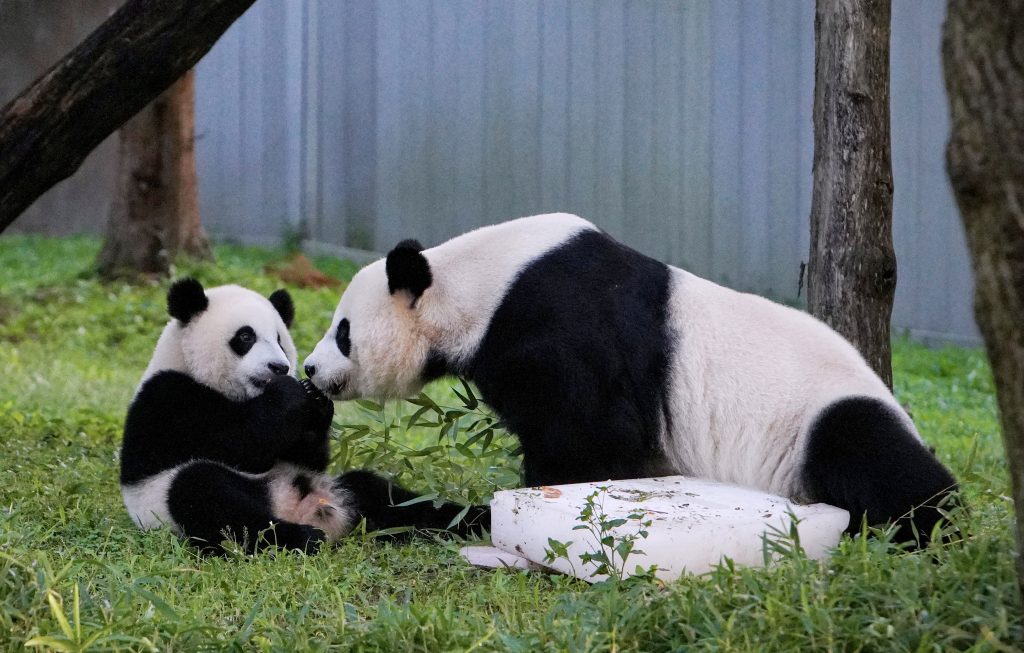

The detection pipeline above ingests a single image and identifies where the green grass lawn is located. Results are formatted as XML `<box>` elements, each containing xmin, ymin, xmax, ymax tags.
<box><xmin>0</xmin><ymin>235</ymin><xmax>1020</xmax><ymax>651</ymax></box>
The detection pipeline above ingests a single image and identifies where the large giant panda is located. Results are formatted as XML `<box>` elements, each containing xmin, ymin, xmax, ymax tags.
<box><xmin>120</xmin><ymin>278</ymin><xmax>487</xmax><ymax>554</ymax></box>
<box><xmin>304</xmin><ymin>213</ymin><xmax>958</xmax><ymax>546</ymax></box>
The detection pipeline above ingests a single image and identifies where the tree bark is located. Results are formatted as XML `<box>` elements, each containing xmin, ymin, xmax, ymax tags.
<box><xmin>943</xmin><ymin>0</ymin><xmax>1024</xmax><ymax>602</ymax></box>
<box><xmin>96</xmin><ymin>71</ymin><xmax>210</xmax><ymax>278</ymax></box>
<box><xmin>0</xmin><ymin>0</ymin><xmax>256</xmax><ymax>235</ymax></box>
<box><xmin>807</xmin><ymin>0</ymin><xmax>896</xmax><ymax>389</ymax></box>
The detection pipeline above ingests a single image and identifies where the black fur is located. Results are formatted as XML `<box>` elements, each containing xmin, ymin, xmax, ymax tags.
<box><xmin>465</xmin><ymin>230</ymin><xmax>674</xmax><ymax>485</ymax></box>
<box><xmin>121</xmin><ymin>370</ymin><xmax>484</xmax><ymax>554</ymax></box>
<box><xmin>121</xmin><ymin>372</ymin><xmax>334</xmax><ymax>553</ymax></box>
<box><xmin>335</xmin><ymin>318</ymin><xmax>351</xmax><ymax>356</ymax></box>
<box><xmin>801</xmin><ymin>397</ymin><xmax>959</xmax><ymax>546</ymax></box>
<box><xmin>121</xmin><ymin>372</ymin><xmax>321</xmax><ymax>485</ymax></box>
<box><xmin>268</xmin><ymin>289</ymin><xmax>294</xmax><ymax>327</ymax></box>
<box><xmin>386</xmin><ymin>239</ymin><xmax>432</xmax><ymax>301</ymax></box>
<box><xmin>166</xmin><ymin>462</ymin><xmax>324</xmax><ymax>555</ymax></box>
<box><xmin>229</xmin><ymin>326</ymin><xmax>257</xmax><ymax>357</ymax></box>
<box><xmin>167</xmin><ymin>278</ymin><xmax>208</xmax><ymax>324</ymax></box>
<box><xmin>292</xmin><ymin>473</ymin><xmax>313</xmax><ymax>499</ymax></box>
<box><xmin>335</xmin><ymin>470</ymin><xmax>490</xmax><ymax>539</ymax></box>
<box><xmin>422</xmin><ymin>349</ymin><xmax>453</xmax><ymax>383</ymax></box>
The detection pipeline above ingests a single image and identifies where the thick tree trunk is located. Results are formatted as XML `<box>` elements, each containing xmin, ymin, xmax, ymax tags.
<box><xmin>0</xmin><ymin>0</ymin><xmax>256</xmax><ymax>235</ymax></box>
<box><xmin>97</xmin><ymin>71</ymin><xmax>210</xmax><ymax>277</ymax></box>
<box><xmin>807</xmin><ymin>0</ymin><xmax>896</xmax><ymax>389</ymax></box>
<box><xmin>943</xmin><ymin>0</ymin><xmax>1024</xmax><ymax>602</ymax></box>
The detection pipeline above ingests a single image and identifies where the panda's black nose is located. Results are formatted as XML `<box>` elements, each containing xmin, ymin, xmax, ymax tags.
<box><xmin>268</xmin><ymin>362</ymin><xmax>289</xmax><ymax>376</ymax></box>
<box><xmin>304</xmin><ymin>364</ymin><xmax>317</xmax><ymax>379</ymax></box>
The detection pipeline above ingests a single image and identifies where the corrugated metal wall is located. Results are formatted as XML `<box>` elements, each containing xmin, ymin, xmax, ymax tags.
<box><xmin>194</xmin><ymin>0</ymin><xmax>975</xmax><ymax>344</ymax></box>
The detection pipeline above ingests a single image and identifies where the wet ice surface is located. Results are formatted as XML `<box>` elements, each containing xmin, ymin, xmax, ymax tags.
<box><xmin>469</xmin><ymin>476</ymin><xmax>849</xmax><ymax>582</ymax></box>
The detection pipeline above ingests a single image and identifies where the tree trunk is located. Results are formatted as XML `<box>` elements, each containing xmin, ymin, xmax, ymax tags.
<box><xmin>943</xmin><ymin>0</ymin><xmax>1024</xmax><ymax>602</ymax></box>
<box><xmin>96</xmin><ymin>71</ymin><xmax>210</xmax><ymax>277</ymax></box>
<box><xmin>807</xmin><ymin>0</ymin><xmax>896</xmax><ymax>389</ymax></box>
<box><xmin>0</xmin><ymin>0</ymin><xmax>256</xmax><ymax>235</ymax></box>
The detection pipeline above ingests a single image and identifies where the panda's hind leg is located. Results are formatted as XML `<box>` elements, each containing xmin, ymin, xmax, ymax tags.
<box><xmin>800</xmin><ymin>397</ymin><xmax>959</xmax><ymax>548</ymax></box>
<box><xmin>166</xmin><ymin>462</ymin><xmax>324</xmax><ymax>555</ymax></box>
<box><xmin>336</xmin><ymin>470</ymin><xmax>490</xmax><ymax>539</ymax></box>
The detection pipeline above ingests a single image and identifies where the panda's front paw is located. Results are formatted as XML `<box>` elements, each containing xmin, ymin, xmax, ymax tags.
<box><xmin>263</xmin><ymin>375</ymin><xmax>308</xmax><ymax>420</ymax></box>
<box><xmin>274</xmin><ymin>522</ymin><xmax>325</xmax><ymax>555</ymax></box>
<box><xmin>300</xmin><ymin>378</ymin><xmax>334</xmax><ymax>430</ymax></box>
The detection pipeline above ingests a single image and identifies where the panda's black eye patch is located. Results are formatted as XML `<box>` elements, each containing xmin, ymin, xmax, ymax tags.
<box><xmin>335</xmin><ymin>318</ymin><xmax>351</xmax><ymax>357</ymax></box>
<box><xmin>230</xmin><ymin>326</ymin><xmax>257</xmax><ymax>356</ymax></box>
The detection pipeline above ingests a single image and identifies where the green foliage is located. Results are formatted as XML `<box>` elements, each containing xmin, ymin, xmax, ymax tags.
<box><xmin>0</xmin><ymin>234</ymin><xmax>1020</xmax><ymax>651</ymax></box>
<box><xmin>543</xmin><ymin>487</ymin><xmax>656</xmax><ymax>582</ymax></box>
<box><xmin>332</xmin><ymin>386</ymin><xmax>521</xmax><ymax>513</ymax></box>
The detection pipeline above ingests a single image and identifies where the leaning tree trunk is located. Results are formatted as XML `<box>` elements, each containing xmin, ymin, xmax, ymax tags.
<box><xmin>943</xmin><ymin>0</ymin><xmax>1024</xmax><ymax>602</ymax></box>
<box><xmin>0</xmin><ymin>0</ymin><xmax>256</xmax><ymax>235</ymax></box>
<box><xmin>97</xmin><ymin>71</ymin><xmax>211</xmax><ymax>278</ymax></box>
<box><xmin>807</xmin><ymin>0</ymin><xmax>896</xmax><ymax>389</ymax></box>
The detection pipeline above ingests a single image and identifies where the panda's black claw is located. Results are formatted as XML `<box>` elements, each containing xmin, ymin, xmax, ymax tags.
<box><xmin>300</xmin><ymin>379</ymin><xmax>330</xmax><ymax>404</ymax></box>
<box><xmin>300</xmin><ymin>378</ymin><xmax>334</xmax><ymax>430</ymax></box>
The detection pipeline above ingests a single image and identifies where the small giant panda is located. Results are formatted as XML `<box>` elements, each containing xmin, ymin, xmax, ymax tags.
<box><xmin>304</xmin><ymin>213</ymin><xmax>958</xmax><ymax>546</ymax></box>
<box><xmin>120</xmin><ymin>278</ymin><xmax>487</xmax><ymax>554</ymax></box>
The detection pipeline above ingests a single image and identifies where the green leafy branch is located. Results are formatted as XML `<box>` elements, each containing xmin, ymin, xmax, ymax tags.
<box><xmin>544</xmin><ymin>487</ymin><xmax>657</xmax><ymax>581</ymax></box>
<box><xmin>330</xmin><ymin>379</ymin><xmax>521</xmax><ymax>514</ymax></box>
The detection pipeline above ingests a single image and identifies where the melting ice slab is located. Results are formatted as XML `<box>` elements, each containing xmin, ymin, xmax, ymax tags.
<box><xmin>487</xmin><ymin>476</ymin><xmax>850</xmax><ymax>582</ymax></box>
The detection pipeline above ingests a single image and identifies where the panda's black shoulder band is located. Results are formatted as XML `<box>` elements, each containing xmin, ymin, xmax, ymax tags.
<box><xmin>386</xmin><ymin>239</ymin><xmax>432</xmax><ymax>301</ymax></box>
<box><xmin>167</xmin><ymin>278</ymin><xmax>208</xmax><ymax>324</ymax></box>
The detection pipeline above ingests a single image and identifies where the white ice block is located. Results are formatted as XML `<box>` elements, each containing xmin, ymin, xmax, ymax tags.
<box><xmin>491</xmin><ymin>476</ymin><xmax>850</xmax><ymax>582</ymax></box>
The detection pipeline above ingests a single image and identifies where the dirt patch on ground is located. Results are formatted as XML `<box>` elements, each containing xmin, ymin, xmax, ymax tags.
<box><xmin>266</xmin><ymin>253</ymin><xmax>343</xmax><ymax>289</ymax></box>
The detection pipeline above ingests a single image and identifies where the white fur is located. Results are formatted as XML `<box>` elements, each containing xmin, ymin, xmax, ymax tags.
<box><xmin>142</xmin><ymin>285</ymin><xmax>297</xmax><ymax>401</ymax></box>
<box><xmin>305</xmin><ymin>213</ymin><xmax>594</xmax><ymax>399</ymax></box>
<box><xmin>309</xmin><ymin>213</ymin><xmax>915</xmax><ymax>501</ymax></box>
<box><xmin>661</xmin><ymin>270</ymin><xmax>916</xmax><ymax>499</ymax></box>
<box><xmin>122</xmin><ymin>467</ymin><xmax>181</xmax><ymax>533</ymax></box>
<box><xmin>267</xmin><ymin>464</ymin><xmax>354</xmax><ymax>540</ymax></box>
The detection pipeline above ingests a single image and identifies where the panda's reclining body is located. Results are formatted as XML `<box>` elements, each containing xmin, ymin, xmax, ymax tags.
<box><xmin>120</xmin><ymin>279</ymin><xmax>486</xmax><ymax>554</ymax></box>
<box><xmin>304</xmin><ymin>213</ymin><xmax>958</xmax><ymax>547</ymax></box>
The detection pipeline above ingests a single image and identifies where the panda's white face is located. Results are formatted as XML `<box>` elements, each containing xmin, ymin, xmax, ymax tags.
<box><xmin>304</xmin><ymin>216</ymin><xmax>598</xmax><ymax>402</ymax></box>
<box><xmin>304</xmin><ymin>261</ymin><xmax>432</xmax><ymax>401</ymax></box>
<box><xmin>183</xmin><ymin>288</ymin><xmax>295</xmax><ymax>400</ymax></box>
<box><xmin>145</xmin><ymin>282</ymin><xmax>298</xmax><ymax>402</ymax></box>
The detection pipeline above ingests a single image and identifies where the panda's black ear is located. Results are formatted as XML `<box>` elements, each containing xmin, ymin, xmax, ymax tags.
<box><xmin>385</xmin><ymin>239</ymin><xmax>432</xmax><ymax>304</ymax></box>
<box><xmin>167</xmin><ymin>278</ymin><xmax>208</xmax><ymax>324</ymax></box>
<box><xmin>268</xmin><ymin>289</ymin><xmax>294</xmax><ymax>328</ymax></box>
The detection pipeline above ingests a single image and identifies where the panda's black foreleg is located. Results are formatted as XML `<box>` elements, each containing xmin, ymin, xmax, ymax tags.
<box><xmin>335</xmin><ymin>470</ymin><xmax>490</xmax><ymax>539</ymax></box>
<box><xmin>275</xmin><ymin>379</ymin><xmax>335</xmax><ymax>472</ymax></box>
<box><xmin>167</xmin><ymin>462</ymin><xmax>324</xmax><ymax>555</ymax></box>
<box><xmin>800</xmin><ymin>397</ymin><xmax>960</xmax><ymax>548</ymax></box>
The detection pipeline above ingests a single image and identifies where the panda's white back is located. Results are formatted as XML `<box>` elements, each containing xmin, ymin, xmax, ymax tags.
<box><xmin>663</xmin><ymin>268</ymin><xmax>911</xmax><ymax>497</ymax></box>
